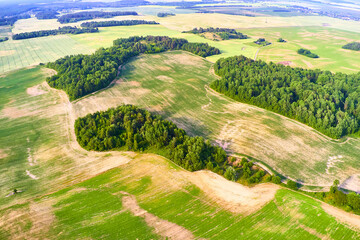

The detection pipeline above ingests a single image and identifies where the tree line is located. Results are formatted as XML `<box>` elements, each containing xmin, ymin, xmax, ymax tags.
<box><xmin>35</xmin><ymin>10</ymin><xmax>58</xmax><ymax>19</ymax></box>
<box><xmin>342</xmin><ymin>42</ymin><xmax>360</xmax><ymax>51</ymax></box>
<box><xmin>58</xmin><ymin>11</ymin><xmax>138</xmax><ymax>24</ymax></box>
<box><xmin>308</xmin><ymin>180</ymin><xmax>360</xmax><ymax>215</ymax></box>
<box><xmin>46</xmin><ymin>35</ymin><xmax>220</xmax><ymax>100</ymax></box>
<box><xmin>0</xmin><ymin>37</ymin><xmax>8</xmax><ymax>42</ymax></box>
<box><xmin>210</xmin><ymin>55</ymin><xmax>360</xmax><ymax>138</ymax></box>
<box><xmin>75</xmin><ymin>104</ymin><xmax>274</xmax><ymax>184</ymax></box>
<box><xmin>254</xmin><ymin>38</ymin><xmax>271</xmax><ymax>46</ymax></box>
<box><xmin>0</xmin><ymin>14</ymin><xmax>30</xmax><ymax>26</ymax></box>
<box><xmin>297</xmin><ymin>48</ymin><xmax>319</xmax><ymax>58</ymax></box>
<box><xmin>12</xmin><ymin>26</ymin><xmax>98</xmax><ymax>40</ymax></box>
<box><xmin>184</xmin><ymin>27</ymin><xmax>248</xmax><ymax>40</ymax></box>
<box><xmin>80</xmin><ymin>20</ymin><xmax>159</xmax><ymax>28</ymax></box>
<box><xmin>157</xmin><ymin>12</ymin><xmax>176</xmax><ymax>17</ymax></box>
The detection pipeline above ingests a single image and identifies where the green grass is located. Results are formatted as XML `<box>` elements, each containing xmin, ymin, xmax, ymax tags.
<box><xmin>2</xmin><ymin>157</ymin><xmax>358</xmax><ymax>239</ymax></box>
<box><xmin>0</xmin><ymin>35</ymin><xmax>94</xmax><ymax>73</ymax></box>
<box><xmin>70</xmin><ymin>24</ymin><xmax>258</xmax><ymax>62</ymax></box>
<box><xmin>242</xmin><ymin>26</ymin><xmax>360</xmax><ymax>73</ymax></box>
<box><xmin>0</xmin><ymin>67</ymin><xmax>52</xmax><ymax>204</ymax></box>
<box><xmin>72</xmin><ymin>51</ymin><xmax>360</xmax><ymax>186</ymax></box>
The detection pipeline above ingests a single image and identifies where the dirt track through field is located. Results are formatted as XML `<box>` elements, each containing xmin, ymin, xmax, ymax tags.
<box><xmin>121</xmin><ymin>192</ymin><xmax>195</xmax><ymax>240</ymax></box>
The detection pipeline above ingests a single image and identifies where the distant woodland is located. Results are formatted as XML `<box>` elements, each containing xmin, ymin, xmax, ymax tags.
<box><xmin>297</xmin><ymin>48</ymin><xmax>319</xmax><ymax>58</ymax></box>
<box><xmin>211</xmin><ymin>55</ymin><xmax>360</xmax><ymax>138</ymax></box>
<box><xmin>342</xmin><ymin>42</ymin><xmax>360</xmax><ymax>51</ymax></box>
<box><xmin>46</xmin><ymin>36</ymin><xmax>220</xmax><ymax>100</ymax></box>
<box><xmin>12</xmin><ymin>26</ymin><xmax>98</xmax><ymax>40</ymax></box>
<box><xmin>254</xmin><ymin>38</ymin><xmax>271</xmax><ymax>46</ymax></box>
<box><xmin>81</xmin><ymin>20</ymin><xmax>159</xmax><ymax>28</ymax></box>
<box><xmin>35</xmin><ymin>10</ymin><xmax>58</xmax><ymax>19</ymax></box>
<box><xmin>157</xmin><ymin>12</ymin><xmax>176</xmax><ymax>17</ymax></box>
<box><xmin>58</xmin><ymin>11</ymin><xmax>138</xmax><ymax>23</ymax></box>
<box><xmin>75</xmin><ymin>104</ymin><xmax>273</xmax><ymax>184</ymax></box>
<box><xmin>0</xmin><ymin>37</ymin><xmax>8</xmax><ymax>42</ymax></box>
<box><xmin>0</xmin><ymin>14</ymin><xmax>30</xmax><ymax>26</ymax></box>
<box><xmin>184</xmin><ymin>27</ymin><xmax>248</xmax><ymax>40</ymax></box>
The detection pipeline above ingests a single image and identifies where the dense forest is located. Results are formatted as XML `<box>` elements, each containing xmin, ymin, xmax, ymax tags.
<box><xmin>0</xmin><ymin>14</ymin><xmax>30</xmax><ymax>26</ymax></box>
<box><xmin>157</xmin><ymin>12</ymin><xmax>176</xmax><ymax>17</ymax></box>
<box><xmin>75</xmin><ymin>104</ymin><xmax>273</xmax><ymax>184</ymax></box>
<box><xmin>308</xmin><ymin>180</ymin><xmax>360</xmax><ymax>215</ymax></box>
<box><xmin>0</xmin><ymin>37</ymin><xmax>8</xmax><ymax>42</ymax></box>
<box><xmin>58</xmin><ymin>11</ymin><xmax>138</xmax><ymax>24</ymax></box>
<box><xmin>80</xmin><ymin>20</ymin><xmax>159</xmax><ymax>28</ymax></box>
<box><xmin>342</xmin><ymin>42</ymin><xmax>360</xmax><ymax>51</ymax></box>
<box><xmin>297</xmin><ymin>48</ymin><xmax>319</xmax><ymax>58</ymax></box>
<box><xmin>184</xmin><ymin>27</ymin><xmax>248</xmax><ymax>40</ymax></box>
<box><xmin>12</xmin><ymin>26</ymin><xmax>98</xmax><ymax>40</ymax></box>
<box><xmin>211</xmin><ymin>55</ymin><xmax>360</xmax><ymax>138</ymax></box>
<box><xmin>46</xmin><ymin>36</ymin><xmax>220</xmax><ymax>100</ymax></box>
<box><xmin>35</xmin><ymin>10</ymin><xmax>58</xmax><ymax>20</ymax></box>
<box><xmin>254</xmin><ymin>38</ymin><xmax>271</xmax><ymax>46</ymax></box>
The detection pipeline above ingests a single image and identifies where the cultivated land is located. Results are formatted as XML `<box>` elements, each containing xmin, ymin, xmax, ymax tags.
<box><xmin>69</xmin><ymin>51</ymin><xmax>360</xmax><ymax>188</ymax></box>
<box><xmin>242</xmin><ymin>26</ymin><xmax>360</xmax><ymax>73</ymax></box>
<box><xmin>2</xmin><ymin>155</ymin><xmax>360</xmax><ymax>239</ymax></box>
<box><xmin>0</xmin><ymin>35</ymin><xmax>93</xmax><ymax>73</ymax></box>
<box><xmin>2</xmin><ymin>8</ymin><xmax>360</xmax><ymax>238</ymax></box>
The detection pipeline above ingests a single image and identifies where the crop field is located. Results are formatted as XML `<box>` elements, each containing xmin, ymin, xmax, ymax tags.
<box><xmin>0</xmin><ymin>35</ymin><xmax>94</xmax><ymax>73</ymax></box>
<box><xmin>71</xmin><ymin>24</ymin><xmax>258</xmax><ymax>61</ymax></box>
<box><xmin>242</xmin><ymin>26</ymin><xmax>360</xmax><ymax>73</ymax></box>
<box><xmin>1</xmin><ymin>154</ymin><xmax>359</xmax><ymax>239</ymax></box>
<box><xmin>0</xmin><ymin>67</ymin><xmax>136</xmax><ymax>209</ymax></box>
<box><xmin>69</xmin><ymin>51</ymin><xmax>360</xmax><ymax>188</ymax></box>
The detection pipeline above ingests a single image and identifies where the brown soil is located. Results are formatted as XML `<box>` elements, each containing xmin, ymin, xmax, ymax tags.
<box><xmin>278</xmin><ymin>61</ymin><xmax>292</xmax><ymax>66</ymax></box>
<box><xmin>0</xmin><ymin>50</ymin><xmax>15</xmax><ymax>57</ymax></box>
<box><xmin>27</xmin><ymin>83</ymin><xmax>47</xmax><ymax>96</ymax></box>
<box><xmin>187</xmin><ymin>170</ymin><xmax>280</xmax><ymax>215</ymax></box>
<box><xmin>322</xmin><ymin>203</ymin><xmax>360</xmax><ymax>230</ymax></box>
<box><xmin>122</xmin><ymin>192</ymin><xmax>195</xmax><ymax>240</ymax></box>
<box><xmin>0</xmin><ymin>149</ymin><xmax>8</xmax><ymax>159</ymax></box>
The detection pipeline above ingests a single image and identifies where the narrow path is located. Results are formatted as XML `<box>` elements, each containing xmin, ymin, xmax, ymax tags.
<box><xmin>121</xmin><ymin>192</ymin><xmax>195</xmax><ymax>240</ymax></box>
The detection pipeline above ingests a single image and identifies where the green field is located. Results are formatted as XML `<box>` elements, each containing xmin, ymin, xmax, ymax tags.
<box><xmin>1</xmin><ymin>155</ymin><xmax>359</xmax><ymax>239</ymax></box>
<box><xmin>0</xmin><ymin>66</ymin><xmax>134</xmax><ymax>208</ymax></box>
<box><xmin>0</xmin><ymin>35</ymin><xmax>94</xmax><ymax>73</ymax></box>
<box><xmin>1</xmin><ymin>20</ymin><xmax>360</xmax><ymax>237</ymax></box>
<box><xmin>242</xmin><ymin>26</ymin><xmax>360</xmax><ymax>73</ymax></box>
<box><xmin>70</xmin><ymin>24</ymin><xmax>258</xmax><ymax>62</ymax></box>
<box><xmin>69</xmin><ymin>51</ymin><xmax>360</xmax><ymax>187</ymax></box>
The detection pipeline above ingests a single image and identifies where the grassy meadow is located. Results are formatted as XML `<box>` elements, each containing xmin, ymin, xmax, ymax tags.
<box><xmin>70</xmin><ymin>51</ymin><xmax>360</xmax><ymax>187</ymax></box>
<box><xmin>1</xmin><ymin>155</ymin><xmax>359</xmax><ymax>239</ymax></box>
<box><xmin>0</xmin><ymin>66</ymin><xmax>136</xmax><ymax>209</ymax></box>
<box><xmin>242</xmin><ymin>26</ymin><xmax>360</xmax><ymax>73</ymax></box>
<box><xmin>0</xmin><ymin>35</ymin><xmax>94</xmax><ymax>73</ymax></box>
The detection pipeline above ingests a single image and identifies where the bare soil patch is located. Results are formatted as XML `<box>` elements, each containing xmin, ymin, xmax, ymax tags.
<box><xmin>0</xmin><ymin>50</ymin><xmax>15</xmax><ymax>57</ymax></box>
<box><xmin>0</xmin><ymin>149</ymin><xmax>8</xmax><ymax>159</ymax></box>
<box><xmin>122</xmin><ymin>192</ymin><xmax>195</xmax><ymax>240</ymax></box>
<box><xmin>322</xmin><ymin>203</ymin><xmax>360</xmax><ymax>230</ymax></box>
<box><xmin>156</xmin><ymin>75</ymin><xmax>175</xmax><ymax>82</ymax></box>
<box><xmin>187</xmin><ymin>170</ymin><xmax>280</xmax><ymax>215</ymax></box>
<box><xmin>278</xmin><ymin>61</ymin><xmax>292</xmax><ymax>66</ymax></box>
<box><xmin>27</xmin><ymin>84</ymin><xmax>47</xmax><ymax>97</ymax></box>
<box><xmin>1</xmin><ymin>107</ymin><xmax>33</xmax><ymax>119</ymax></box>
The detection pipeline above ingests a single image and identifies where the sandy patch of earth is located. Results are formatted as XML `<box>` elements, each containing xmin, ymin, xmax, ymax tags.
<box><xmin>322</xmin><ymin>203</ymin><xmax>360</xmax><ymax>230</ymax></box>
<box><xmin>277</xmin><ymin>61</ymin><xmax>292</xmax><ymax>66</ymax></box>
<box><xmin>0</xmin><ymin>149</ymin><xmax>8</xmax><ymax>159</ymax></box>
<box><xmin>1</xmin><ymin>107</ymin><xmax>33</xmax><ymax>119</ymax></box>
<box><xmin>0</xmin><ymin>50</ymin><xmax>15</xmax><ymax>57</ymax></box>
<box><xmin>187</xmin><ymin>170</ymin><xmax>280</xmax><ymax>215</ymax></box>
<box><xmin>27</xmin><ymin>84</ymin><xmax>47</xmax><ymax>96</ymax></box>
<box><xmin>122</xmin><ymin>192</ymin><xmax>195</xmax><ymax>240</ymax></box>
